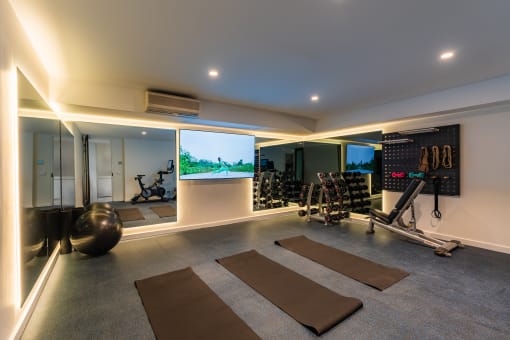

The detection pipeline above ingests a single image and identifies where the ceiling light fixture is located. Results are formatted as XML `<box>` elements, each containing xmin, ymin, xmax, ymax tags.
<box><xmin>208</xmin><ymin>69</ymin><xmax>219</xmax><ymax>78</ymax></box>
<box><xmin>311</xmin><ymin>95</ymin><xmax>319</xmax><ymax>102</ymax></box>
<box><xmin>141</xmin><ymin>131</ymin><xmax>147</xmax><ymax>135</ymax></box>
<box><xmin>440</xmin><ymin>51</ymin><xmax>455</xmax><ymax>60</ymax></box>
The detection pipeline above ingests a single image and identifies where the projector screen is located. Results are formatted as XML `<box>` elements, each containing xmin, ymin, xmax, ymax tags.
<box><xmin>179</xmin><ymin>129</ymin><xmax>255</xmax><ymax>180</ymax></box>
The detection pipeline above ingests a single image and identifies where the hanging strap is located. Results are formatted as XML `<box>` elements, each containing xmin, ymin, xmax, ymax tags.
<box><xmin>432</xmin><ymin>178</ymin><xmax>442</xmax><ymax>219</ymax></box>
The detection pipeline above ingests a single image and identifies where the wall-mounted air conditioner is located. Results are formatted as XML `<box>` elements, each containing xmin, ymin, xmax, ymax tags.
<box><xmin>145</xmin><ymin>91</ymin><xmax>200</xmax><ymax>117</ymax></box>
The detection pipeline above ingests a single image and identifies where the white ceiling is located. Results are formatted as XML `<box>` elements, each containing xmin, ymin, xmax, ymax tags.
<box><xmin>13</xmin><ymin>0</ymin><xmax>510</xmax><ymax>119</ymax></box>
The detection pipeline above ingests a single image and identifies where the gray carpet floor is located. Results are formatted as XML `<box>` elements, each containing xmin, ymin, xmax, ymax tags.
<box><xmin>22</xmin><ymin>214</ymin><xmax>510</xmax><ymax>339</ymax></box>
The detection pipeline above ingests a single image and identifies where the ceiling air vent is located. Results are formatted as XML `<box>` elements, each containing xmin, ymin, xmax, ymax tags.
<box><xmin>145</xmin><ymin>91</ymin><xmax>200</xmax><ymax>117</ymax></box>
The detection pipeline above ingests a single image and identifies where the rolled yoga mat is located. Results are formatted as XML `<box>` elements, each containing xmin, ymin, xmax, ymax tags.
<box><xmin>275</xmin><ymin>235</ymin><xmax>409</xmax><ymax>291</ymax></box>
<box><xmin>135</xmin><ymin>267</ymin><xmax>260</xmax><ymax>340</ymax></box>
<box><xmin>216</xmin><ymin>250</ymin><xmax>362</xmax><ymax>335</ymax></box>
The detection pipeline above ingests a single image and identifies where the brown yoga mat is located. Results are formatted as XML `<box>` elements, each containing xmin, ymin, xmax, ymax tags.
<box><xmin>116</xmin><ymin>207</ymin><xmax>145</xmax><ymax>222</ymax></box>
<box><xmin>135</xmin><ymin>267</ymin><xmax>260</xmax><ymax>340</ymax></box>
<box><xmin>217</xmin><ymin>250</ymin><xmax>362</xmax><ymax>335</ymax></box>
<box><xmin>275</xmin><ymin>235</ymin><xmax>409</xmax><ymax>291</ymax></box>
<box><xmin>150</xmin><ymin>205</ymin><xmax>177</xmax><ymax>218</ymax></box>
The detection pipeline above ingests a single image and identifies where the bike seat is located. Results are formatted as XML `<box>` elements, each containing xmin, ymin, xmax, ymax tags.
<box><xmin>135</xmin><ymin>174</ymin><xmax>145</xmax><ymax>178</ymax></box>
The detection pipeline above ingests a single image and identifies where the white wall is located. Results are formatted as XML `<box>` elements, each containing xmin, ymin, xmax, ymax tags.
<box><xmin>0</xmin><ymin>34</ymin><xmax>18</xmax><ymax>340</ymax></box>
<box><xmin>124</xmin><ymin>138</ymin><xmax>176</xmax><ymax>201</ymax></box>
<box><xmin>382</xmin><ymin>110</ymin><xmax>510</xmax><ymax>253</ymax></box>
<box><xmin>178</xmin><ymin>179</ymin><xmax>253</xmax><ymax>226</ymax></box>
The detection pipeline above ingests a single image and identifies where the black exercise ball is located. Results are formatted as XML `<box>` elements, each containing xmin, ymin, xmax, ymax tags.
<box><xmin>71</xmin><ymin>209</ymin><xmax>123</xmax><ymax>256</ymax></box>
<box><xmin>85</xmin><ymin>202</ymin><xmax>117</xmax><ymax>213</ymax></box>
<box><xmin>84</xmin><ymin>202</ymin><xmax>120</xmax><ymax>219</ymax></box>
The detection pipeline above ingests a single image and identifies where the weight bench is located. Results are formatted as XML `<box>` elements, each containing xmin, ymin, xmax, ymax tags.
<box><xmin>367</xmin><ymin>179</ymin><xmax>463</xmax><ymax>257</ymax></box>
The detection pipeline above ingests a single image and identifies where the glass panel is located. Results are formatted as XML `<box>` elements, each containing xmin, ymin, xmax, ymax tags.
<box><xmin>18</xmin><ymin>68</ymin><xmax>60</xmax><ymax>305</ymax></box>
<box><xmin>71</xmin><ymin>122</ymin><xmax>177</xmax><ymax>227</ymax></box>
<box><xmin>18</xmin><ymin>69</ymin><xmax>77</xmax><ymax>304</ymax></box>
<box><xmin>254</xmin><ymin>140</ymin><xmax>304</xmax><ymax>210</ymax></box>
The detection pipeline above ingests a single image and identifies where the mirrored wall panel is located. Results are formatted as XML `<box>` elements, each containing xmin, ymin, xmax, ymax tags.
<box><xmin>18</xmin><ymin>69</ymin><xmax>76</xmax><ymax>304</ymax></box>
<box><xmin>72</xmin><ymin>122</ymin><xmax>177</xmax><ymax>228</ymax></box>
<box><xmin>254</xmin><ymin>140</ymin><xmax>304</xmax><ymax>210</ymax></box>
<box><xmin>305</xmin><ymin>131</ymin><xmax>383</xmax><ymax>217</ymax></box>
<box><xmin>254</xmin><ymin>132</ymin><xmax>383</xmax><ymax>216</ymax></box>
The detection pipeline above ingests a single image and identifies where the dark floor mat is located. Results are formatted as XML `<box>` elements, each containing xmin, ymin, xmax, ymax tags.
<box><xmin>216</xmin><ymin>250</ymin><xmax>362</xmax><ymax>335</ymax></box>
<box><xmin>135</xmin><ymin>267</ymin><xmax>260</xmax><ymax>340</ymax></box>
<box><xmin>275</xmin><ymin>235</ymin><xmax>409</xmax><ymax>290</ymax></box>
<box><xmin>150</xmin><ymin>205</ymin><xmax>177</xmax><ymax>218</ymax></box>
<box><xmin>116</xmin><ymin>207</ymin><xmax>145</xmax><ymax>222</ymax></box>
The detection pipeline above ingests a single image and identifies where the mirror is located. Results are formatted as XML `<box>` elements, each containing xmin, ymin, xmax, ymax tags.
<box><xmin>254</xmin><ymin>139</ymin><xmax>304</xmax><ymax>210</ymax></box>
<box><xmin>255</xmin><ymin>132</ymin><xmax>383</xmax><ymax>215</ymax></box>
<box><xmin>71</xmin><ymin>122</ymin><xmax>177</xmax><ymax>228</ymax></box>
<box><xmin>308</xmin><ymin>131</ymin><xmax>383</xmax><ymax>215</ymax></box>
<box><xmin>18</xmin><ymin>69</ymin><xmax>72</xmax><ymax>304</ymax></box>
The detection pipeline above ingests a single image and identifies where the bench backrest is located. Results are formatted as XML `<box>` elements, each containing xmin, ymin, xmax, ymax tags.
<box><xmin>387</xmin><ymin>179</ymin><xmax>425</xmax><ymax>223</ymax></box>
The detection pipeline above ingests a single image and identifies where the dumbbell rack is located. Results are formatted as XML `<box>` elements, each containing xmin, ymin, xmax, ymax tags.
<box><xmin>253</xmin><ymin>173</ymin><xmax>263</xmax><ymax>209</ymax></box>
<box><xmin>254</xmin><ymin>171</ymin><xmax>289</xmax><ymax>209</ymax></box>
<box><xmin>269</xmin><ymin>172</ymin><xmax>289</xmax><ymax>208</ymax></box>
<box><xmin>297</xmin><ymin>182</ymin><xmax>325</xmax><ymax>223</ymax></box>
<box><xmin>329</xmin><ymin>172</ymin><xmax>350</xmax><ymax>217</ymax></box>
<box><xmin>298</xmin><ymin>173</ymin><xmax>350</xmax><ymax>225</ymax></box>
<box><xmin>342</xmin><ymin>172</ymin><xmax>371</xmax><ymax>214</ymax></box>
<box><xmin>282</xmin><ymin>171</ymin><xmax>301</xmax><ymax>203</ymax></box>
<box><xmin>318</xmin><ymin>172</ymin><xmax>349</xmax><ymax>225</ymax></box>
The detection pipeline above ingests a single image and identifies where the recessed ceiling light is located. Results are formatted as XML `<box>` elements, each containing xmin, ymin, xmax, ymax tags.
<box><xmin>141</xmin><ymin>131</ymin><xmax>147</xmax><ymax>135</ymax></box>
<box><xmin>208</xmin><ymin>69</ymin><xmax>219</xmax><ymax>78</ymax></box>
<box><xmin>311</xmin><ymin>95</ymin><xmax>319</xmax><ymax>102</ymax></box>
<box><xmin>440</xmin><ymin>51</ymin><xmax>455</xmax><ymax>60</ymax></box>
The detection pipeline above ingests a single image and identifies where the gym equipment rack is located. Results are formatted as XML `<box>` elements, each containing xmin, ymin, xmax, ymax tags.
<box><xmin>253</xmin><ymin>171</ymin><xmax>289</xmax><ymax>209</ymax></box>
<box><xmin>297</xmin><ymin>182</ymin><xmax>324</xmax><ymax>222</ymax></box>
<box><xmin>297</xmin><ymin>172</ymin><xmax>349</xmax><ymax>225</ymax></box>
<box><xmin>342</xmin><ymin>172</ymin><xmax>372</xmax><ymax>214</ymax></box>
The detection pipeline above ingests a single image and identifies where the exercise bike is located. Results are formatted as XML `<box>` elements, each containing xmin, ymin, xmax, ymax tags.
<box><xmin>131</xmin><ymin>170</ymin><xmax>169</xmax><ymax>204</ymax></box>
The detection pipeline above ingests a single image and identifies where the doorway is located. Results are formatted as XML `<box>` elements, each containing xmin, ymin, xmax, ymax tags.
<box><xmin>89</xmin><ymin>139</ymin><xmax>113</xmax><ymax>202</ymax></box>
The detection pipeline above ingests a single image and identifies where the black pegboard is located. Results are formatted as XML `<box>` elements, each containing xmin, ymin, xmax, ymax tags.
<box><xmin>382</xmin><ymin>124</ymin><xmax>460</xmax><ymax>196</ymax></box>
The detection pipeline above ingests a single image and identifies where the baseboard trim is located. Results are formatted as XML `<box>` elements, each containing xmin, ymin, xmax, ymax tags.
<box><xmin>426</xmin><ymin>231</ymin><xmax>510</xmax><ymax>254</ymax></box>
